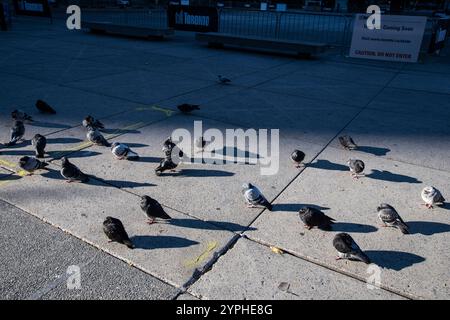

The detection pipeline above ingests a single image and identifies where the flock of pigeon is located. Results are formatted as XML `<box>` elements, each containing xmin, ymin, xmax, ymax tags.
<box><xmin>1</xmin><ymin>93</ymin><xmax>446</xmax><ymax>264</ymax></box>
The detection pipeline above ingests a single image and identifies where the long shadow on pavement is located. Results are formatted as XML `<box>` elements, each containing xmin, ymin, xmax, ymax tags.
<box><xmin>130</xmin><ymin>235</ymin><xmax>199</xmax><ymax>250</ymax></box>
<box><xmin>306</xmin><ymin>160</ymin><xmax>348</xmax><ymax>171</ymax></box>
<box><xmin>366</xmin><ymin>170</ymin><xmax>422</xmax><ymax>184</ymax></box>
<box><xmin>365</xmin><ymin>250</ymin><xmax>425</xmax><ymax>271</ymax></box>
<box><xmin>170</xmin><ymin>218</ymin><xmax>256</xmax><ymax>232</ymax></box>
<box><xmin>357</xmin><ymin>146</ymin><xmax>391</xmax><ymax>156</ymax></box>
<box><xmin>407</xmin><ymin>221</ymin><xmax>450</xmax><ymax>235</ymax></box>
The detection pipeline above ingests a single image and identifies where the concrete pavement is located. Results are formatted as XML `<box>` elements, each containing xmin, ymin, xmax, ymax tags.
<box><xmin>0</xmin><ymin>16</ymin><xmax>449</xmax><ymax>299</ymax></box>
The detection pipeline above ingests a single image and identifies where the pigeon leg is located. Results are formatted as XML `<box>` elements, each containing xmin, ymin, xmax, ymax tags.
<box><xmin>304</xmin><ymin>225</ymin><xmax>312</xmax><ymax>230</ymax></box>
<box><xmin>246</xmin><ymin>204</ymin><xmax>256</xmax><ymax>208</ymax></box>
<box><xmin>107</xmin><ymin>240</ymin><xmax>113</xmax><ymax>243</ymax></box>
<box><xmin>65</xmin><ymin>180</ymin><xmax>73</xmax><ymax>183</ymax></box>
<box><xmin>146</xmin><ymin>218</ymin><xmax>156</xmax><ymax>225</ymax></box>
<box><xmin>335</xmin><ymin>256</ymin><xmax>342</xmax><ymax>261</ymax></box>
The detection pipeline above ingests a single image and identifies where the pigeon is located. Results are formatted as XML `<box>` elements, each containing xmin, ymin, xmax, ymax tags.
<box><xmin>5</xmin><ymin>121</ymin><xmax>25</xmax><ymax>146</ymax></box>
<box><xmin>19</xmin><ymin>156</ymin><xmax>49</xmax><ymax>173</ymax></box>
<box><xmin>177</xmin><ymin>103</ymin><xmax>200</xmax><ymax>114</ymax></box>
<box><xmin>35</xmin><ymin>99</ymin><xmax>56</xmax><ymax>114</ymax></box>
<box><xmin>377</xmin><ymin>203</ymin><xmax>409</xmax><ymax>234</ymax></box>
<box><xmin>347</xmin><ymin>159</ymin><xmax>365</xmax><ymax>179</ymax></box>
<box><xmin>333</xmin><ymin>233</ymin><xmax>371</xmax><ymax>264</ymax></box>
<box><xmin>155</xmin><ymin>152</ymin><xmax>177</xmax><ymax>176</ymax></box>
<box><xmin>298</xmin><ymin>207</ymin><xmax>335</xmax><ymax>231</ymax></box>
<box><xmin>111</xmin><ymin>142</ymin><xmax>139</xmax><ymax>160</ymax></box>
<box><xmin>86</xmin><ymin>126</ymin><xmax>110</xmax><ymax>147</ymax></box>
<box><xmin>60</xmin><ymin>157</ymin><xmax>89</xmax><ymax>183</ymax></box>
<box><xmin>421</xmin><ymin>186</ymin><xmax>445</xmax><ymax>209</ymax></box>
<box><xmin>11</xmin><ymin>109</ymin><xmax>33</xmax><ymax>122</ymax></box>
<box><xmin>338</xmin><ymin>135</ymin><xmax>357</xmax><ymax>150</ymax></box>
<box><xmin>31</xmin><ymin>134</ymin><xmax>47</xmax><ymax>158</ymax></box>
<box><xmin>242</xmin><ymin>183</ymin><xmax>272</xmax><ymax>211</ymax></box>
<box><xmin>218</xmin><ymin>75</ymin><xmax>231</xmax><ymax>84</ymax></box>
<box><xmin>162</xmin><ymin>136</ymin><xmax>176</xmax><ymax>152</ymax></box>
<box><xmin>290</xmin><ymin>150</ymin><xmax>305</xmax><ymax>168</ymax></box>
<box><xmin>102</xmin><ymin>216</ymin><xmax>134</xmax><ymax>249</ymax></box>
<box><xmin>140</xmin><ymin>195</ymin><xmax>172</xmax><ymax>224</ymax></box>
<box><xmin>82</xmin><ymin>115</ymin><xmax>105</xmax><ymax>130</ymax></box>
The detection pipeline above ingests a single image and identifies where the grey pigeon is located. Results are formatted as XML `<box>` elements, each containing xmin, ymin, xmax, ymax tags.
<box><xmin>421</xmin><ymin>186</ymin><xmax>445</xmax><ymax>209</ymax></box>
<box><xmin>111</xmin><ymin>142</ymin><xmax>139</xmax><ymax>160</ymax></box>
<box><xmin>140</xmin><ymin>195</ymin><xmax>172</xmax><ymax>224</ymax></box>
<box><xmin>82</xmin><ymin>115</ymin><xmax>105</xmax><ymax>130</ymax></box>
<box><xmin>333</xmin><ymin>233</ymin><xmax>370</xmax><ymax>264</ymax></box>
<box><xmin>218</xmin><ymin>75</ymin><xmax>231</xmax><ymax>84</ymax></box>
<box><xmin>103</xmin><ymin>216</ymin><xmax>134</xmax><ymax>249</ymax></box>
<box><xmin>86</xmin><ymin>126</ymin><xmax>110</xmax><ymax>147</ymax></box>
<box><xmin>339</xmin><ymin>135</ymin><xmax>357</xmax><ymax>150</ymax></box>
<box><xmin>377</xmin><ymin>203</ymin><xmax>409</xmax><ymax>234</ymax></box>
<box><xmin>177</xmin><ymin>103</ymin><xmax>200</xmax><ymax>114</ymax></box>
<box><xmin>347</xmin><ymin>159</ymin><xmax>365</xmax><ymax>179</ymax></box>
<box><xmin>299</xmin><ymin>207</ymin><xmax>335</xmax><ymax>231</ymax></box>
<box><xmin>155</xmin><ymin>150</ymin><xmax>177</xmax><ymax>176</ymax></box>
<box><xmin>11</xmin><ymin>109</ymin><xmax>33</xmax><ymax>122</ymax></box>
<box><xmin>31</xmin><ymin>134</ymin><xmax>47</xmax><ymax>158</ymax></box>
<box><xmin>242</xmin><ymin>183</ymin><xmax>272</xmax><ymax>211</ymax></box>
<box><xmin>60</xmin><ymin>157</ymin><xmax>89</xmax><ymax>183</ymax></box>
<box><xmin>19</xmin><ymin>156</ymin><xmax>49</xmax><ymax>173</ymax></box>
<box><xmin>35</xmin><ymin>99</ymin><xmax>56</xmax><ymax>114</ymax></box>
<box><xmin>6</xmin><ymin>121</ymin><xmax>25</xmax><ymax>146</ymax></box>
<box><xmin>290</xmin><ymin>150</ymin><xmax>305</xmax><ymax>168</ymax></box>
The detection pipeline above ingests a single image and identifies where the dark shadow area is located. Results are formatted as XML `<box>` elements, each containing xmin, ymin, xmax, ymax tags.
<box><xmin>357</xmin><ymin>146</ymin><xmax>390</xmax><ymax>156</ymax></box>
<box><xmin>366</xmin><ymin>250</ymin><xmax>425</xmax><ymax>271</ymax></box>
<box><xmin>407</xmin><ymin>221</ymin><xmax>450</xmax><ymax>235</ymax></box>
<box><xmin>213</xmin><ymin>146</ymin><xmax>261</xmax><ymax>159</ymax></box>
<box><xmin>47</xmin><ymin>150</ymin><xmax>102</xmax><ymax>159</ymax></box>
<box><xmin>0</xmin><ymin>140</ymin><xmax>30</xmax><ymax>148</ymax></box>
<box><xmin>306</xmin><ymin>159</ymin><xmax>348</xmax><ymax>171</ymax></box>
<box><xmin>170</xmin><ymin>218</ymin><xmax>256</xmax><ymax>232</ymax></box>
<box><xmin>181</xmin><ymin>156</ymin><xmax>257</xmax><ymax>166</ymax></box>
<box><xmin>0</xmin><ymin>174</ymin><xmax>22</xmax><ymax>182</ymax></box>
<box><xmin>162</xmin><ymin>168</ymin><xmax>235</xmax><ymax>177</ymax></box>
<box><xmin>88</xmin><ymin>177</ymin><xmax>156</xmax><ymax>188</ymax></box>
<box><xmin>366</xmin><ymin>170</ymin><xmax>422</xmax><ymax>184</ymax></box>
<box><xmin>272</xmin><ymin>203</ymin><xmax>330</xmax><ymax>212</ymax></box>
<box><xmin>130</xmin><ymin>235</ymin><xmax>199</xmax><ymax>250</ymax></box>
<box><xmin>40</xmin><ymin>168</ymin><xmax>65</xmax><ymax>180</ymax></box>
<box><xmin>133</xmin><ymin>156</ymin><xmax>160</xmax><ymax>163</ymax></box>
<box><xmin>120</xmin><ymin>143</ymin><xmax>148</xmax><ymax>148</ymax></box>
<box><xmin>30</xmin><ymin>121</ymin><xmax>71</xmax><ymax>129</ymax></box>
<box><xmin>0</xmin><ymin>149</ymin><xmax>35</xmax><ymax>156</ymax></box>
<box><xmin>102</xmin><ymin>128</ymin><xmax>140</xmax><ymax>135</ymax></box>
<box><xmin>331</xmin><ymin>222</ymin><xmax>378</xmax><ymax>233</ymax></box>
<box><xmin>46</xmin><ymin>137</ymin><xmax>83</xmax><ymax>144</ymax></box>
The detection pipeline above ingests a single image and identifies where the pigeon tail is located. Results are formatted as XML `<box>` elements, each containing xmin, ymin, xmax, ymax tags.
<box><xmin>39</xmin><ymin>162</ymin><xmax>50</xmax><ymax>170</ymax></box>
<box><xmin>396</xmin><ymin>221</ymin><xmax>410</xmax><ymax>234</ymax></box>
<box><xmin>123</xmin><ymin>239</ymin><xmax>134</xmax><ymax>249</ymax></box>
<box><xmin>353</xmin><ymin>251</ymin><xmax>371</xmax><ymax>264</ymax></box>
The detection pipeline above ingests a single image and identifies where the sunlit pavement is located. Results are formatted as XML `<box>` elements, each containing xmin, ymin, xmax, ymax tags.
<box><xmin>0</xmin><ymin>17</ymin><xmax>449</xmax><ymax>300</ymax></box>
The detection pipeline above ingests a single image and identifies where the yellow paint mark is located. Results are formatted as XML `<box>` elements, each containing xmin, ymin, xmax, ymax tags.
<box><xmin>0</xmin><ymin>158</ymin><xmax>17</xmax><ymax>169</ymax></box>
<box><xmin>270</xmin><ymin>246</ymin><xmax>284</xmax><ymax>255</ymax></box>
<box><xmin>185</xmin><ymin>241</ymin><xmax>218</xmax><ymax>268</ymax></box>
<box><xmin>151</xmin><ymin>106</ymin><xmax>176</xmax><ymax>117</ymax></box>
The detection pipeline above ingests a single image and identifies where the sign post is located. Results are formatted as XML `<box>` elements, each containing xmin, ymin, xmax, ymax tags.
<box><xmin>349</xmin><ymin>14</ymin><xmax>427</xmax><ymax>63</ymax></box>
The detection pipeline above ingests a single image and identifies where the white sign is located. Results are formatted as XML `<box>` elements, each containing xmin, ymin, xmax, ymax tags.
<box><xmin>260</xmin><ymin>2</ymin><xmax>267</xmax><ymax>11</ymax></box>
<box><xmin>180</xmin><ymin>0</ymin><xmax>189</xmax><ymax>5</ymax></box>
<box><xmin>349</xmin><ymin>14</ymin><xmax>427</xmax><ymax>63</ymax></box>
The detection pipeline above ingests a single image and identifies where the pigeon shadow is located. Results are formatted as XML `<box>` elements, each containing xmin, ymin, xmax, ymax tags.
<box><xmin>120</xmin><ymin>143</ymin><xmax>149</xmax><ymax>148</ymax></box>
<box><xmin>306</xmin><ymin>160</ymin><xmax>348</xmax><ymax>171</ymax></box>
<box><xmin>357</xmin><ymin>146</ymin><xmax>390</xmax><ymax>156</ymax></box>
<box><xmin>40</xmin><ymin>168</ymin><xmax>65</xmax><ymax>180</ymax></box>
<box><xmin>182</xmin><ymin>156</ymin><xmax>257</xmax><ymax>166</ymax></box>
<box><xmin>170</xmin><ymin>218</ymin><xmax>256</xmax><ymax>232</ymax></box>
<box><xmin>130</xmin><ymin>235</ymin><xmax>199</xmax><ymax>250</ymax></box>
<box><xmin>163</xmin><ymin>168</ymin><xmax>235</xmax><ymax>177</ymax></box>
<box><xmin>46</xmin><ymin>137</ymin><xmax>83</xmax><ymax>144</ymax></box>
<box><xmin>30</xmin><ymin>121</ymin><xmax>71</xmax><ymax>129</ymax></box>
<box><xmin>1</xmin><ymin>140</ymin><xmax>30</xmax><ymax>148</ymax></box>
<box><xmin>366</xmin><ymin>170</ymin><xmax>422</xmax><ymax>184</ymax></box>
<box><xmin>213</xmin><ymin>146</ymin><xmax>261</xmax><ymax>159</ymax></box>
<box><xmin>273</xmin><ymin>203</ymin><xmax>330</xmax><ymax>212</ymax></box>
<box><xmin>89</xmin><ymin>177</ymin><xmax>156</xmax><ymax>189</ymax></box>
<box><xmin>407</xmin><ymin>221</ymin><xmax>450</xmax><ymax>235</ymax></box>
<box><xmin>134</xmin><ymin>156</ymin><xmax>160</xmax><ymax>163</ymax></box>
<box><xmin>102</xmin><ymin>128</ymin><xmax>140</xmax><ymax>135</ymax></box>
<box><xmin>331</xmin><ymin>222</ymin><xmax>378</xmax><ymax>233</ymax></box>
<box><xmin>0</xmin><ymin>149</ymin><xmax>35</xmax><ymax>156</ymax></box>
<box><xmin>365</xmin><ymin>250</ymin><xmax>425</xmax><ymax>271</ymax></box>
<box><xmin>47</xmin><ymin>150</ymin><xmax>102</xmax><ymax>159</ymax></box>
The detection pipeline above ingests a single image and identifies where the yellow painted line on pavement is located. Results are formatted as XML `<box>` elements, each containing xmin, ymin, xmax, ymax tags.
<box><xmin>150</xmin><ymin>105</ymin><xmax>176</xmax><ymax>117</ymax></box>
<box><xmin>184</xmin><ymin>241</ymin><xmax>218</xmax><ymax>268</ymax></box>
<box><xmin>0</xmin><ymin>158</ymin><xmax>28</xmax><ymax>176</ymax></box>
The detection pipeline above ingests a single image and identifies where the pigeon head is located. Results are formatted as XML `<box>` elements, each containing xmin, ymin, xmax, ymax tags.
<box><xmin>19</xmin><ymin>156</ymin><xmax>30</xmax><ymax>165</ymax></box>
<box><xmin>11</xmin><ymin>109</ymin><xmax>18</xmax><ymax>116</ymax></box>
<box><xmin>298</xmin><ymin>207</ymin><xmax>309</xmax><ymax>217</ymax></box>
<box><xmin>61</xmin><ymin>157</ymin><xmax>69</xmax><ymax>165</ymax></box>
<box><xmin>377</xmin><ymin>203</ymin><xmax>392</xmax><ymax>211</ymax></box>
<box><xmin>111</xmin><ymin>142</ymin><xmax>120</xmax><ymax>149</ymax></box>
<box><xmin>104</xmin><ymin>216</ymin><xmax>114</xmax><ymax>223</ymax></box>
<box><xmin>140</xmin><ymin>195</ymin><xmax>151</xmax><ymax>206</ymax></box>
<box><xmin>242</xmin><ymin>183</ymin><xmax>253</xmax><ymax>191</ymax></box>
<box><xmin>422</xmin><ymin>186</ymin><xmax>434</xmax><ymax>195</ymax></box>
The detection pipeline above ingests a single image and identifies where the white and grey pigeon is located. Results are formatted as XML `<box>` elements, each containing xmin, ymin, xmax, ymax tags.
<box><xmin>162</xmin><ymin>136</ymin><xmax>176</xmax><ymax>152</ymax></box>
<box><xmin>19</xmin><ymin>156</ymin><xmax>49</xmax><ymax>173</ymax></box>
<box><xmin>290</xmin><ymin>149</ymin><xmax>305</xmax><ymax>168</ymax></box>
<box><xmin>333</xmin><ymin>233</ymin><xmax>371</xmax><ymax>264</ymax></box>
<box><xmin>111</xmin><ymin>142</ymin><xmax>139</xmax><ymax>160</ymax></box>
<box><xmin>347</xmin><ymin>159</ymin><xmax>365</xmax><ymax>179</ymax></box>
<box><xmin>218</xmin><ymin>75</ymin><xmax>231</xmax><ymax>84</ymax></box>
<box><xmin>421</xmin><ymin>186</ymin><xmax>445</xmax><ymax>209</ymax></box>
<box><xmin>6</xmin><ymin>121</ymin><xmax>25</xmax><ymax>146</ymax></box>
<box><xmin>377</xmin><ymin>203</ymin><xmax>409</xmax><ymax>234</ymax></box>
<box><xmin>242</xmin><ymin>183</ymin><xmax>272</xmax><ymax>211</ymax></box>
<box><xmin>86</xmin><ymin>125</ymin><xmax>110</xmax><ymax>147</ymax></box>
<box><xmin>338</xmin><ymin>135</ymin><xmax>357</xmax><ymax>150</ymax></box>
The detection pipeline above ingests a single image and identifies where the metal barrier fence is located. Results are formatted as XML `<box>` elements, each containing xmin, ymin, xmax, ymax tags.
<box><xmin>218</xmin><ymin>8</ymin><xmax>354</xmax><ymax>46</ymax></box>
<box><xmin>80</xmin><ymin>8</ymin><xmax>168</xmax><ymax>28</ymax></box>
